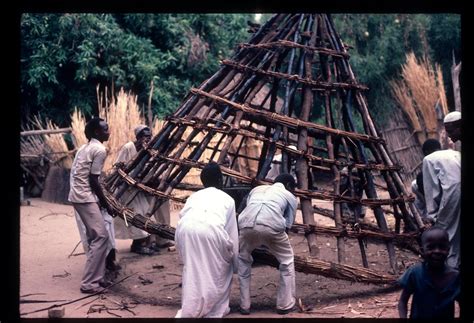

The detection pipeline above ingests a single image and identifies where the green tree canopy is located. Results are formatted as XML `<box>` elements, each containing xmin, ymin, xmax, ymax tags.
<box><xmin>21</xmin><ymin>13</ymin><xmax>460</xmax><ymax>127</ymax></box>
<box><xmin>21</xmin><ymin>13</ymin><xmax>253</xmax><ymax>126</ymax></box>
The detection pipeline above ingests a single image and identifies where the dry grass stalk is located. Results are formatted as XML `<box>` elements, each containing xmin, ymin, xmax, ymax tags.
<box><xmin>98</xmin><ymin>87</ymin><xmax>145</xmax><ymax>171</ymax></box>
<box><xmin>152</xmin><ymin>118</ymin><xmax>165</xmax><ymax>136</ymax></box>
<box><xmin>26</xmin><ymin>116</ymin><xmax>73</xmax><ymax>169</ymax></box>
<box><xmin>42</xmin><ymin>120</ymin><xmax>72</xmax><ymax>169</ymax></box>
<box><xmin>391</xmin><ymin>52</ymin><xmax>448</xmax><ymax>142</ymax></box>
<box><xmin>70</xmin><ymin>108</ymin><xmax>87</xmax><ymax>148</ymax></box>
<box><xmin>390</xmin><ymin>79</ymin><xmax>424</xmax><ymax>143</ymax></box>
<box><xmin>436</xmin><ymin>65</ymin><xmax>449</xmax><ymax>116</ymax></box>
<box><xmin>400</xmin><ymin>53</ymin><xmax>439</xmax><ymax>138</ymax></box>
<box><xmin>70</xmin><ymin>88</ymin><xmax>165</xmax><ymax>173</ymax></box>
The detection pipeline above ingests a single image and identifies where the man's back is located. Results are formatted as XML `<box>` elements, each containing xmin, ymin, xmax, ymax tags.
<box><xmin>238</xmin><ymin>183</ymin><xmax>297</xmax><ymax>232</ymax></box>
<box><xmin>423</xmin><ymin>149</ymin><xmax>460</xmax><ymax>186</ymax></box>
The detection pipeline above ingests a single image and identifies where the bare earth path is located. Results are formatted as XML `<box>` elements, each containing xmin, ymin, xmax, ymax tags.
<box><xmin>20</xmin><ymin>198</ymin><xmax>430</xmax><ymax>319</ymax></box>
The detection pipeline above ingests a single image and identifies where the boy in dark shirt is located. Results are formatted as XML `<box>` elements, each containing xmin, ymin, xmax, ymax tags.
<box><xmin>398</xmin><ymin>227</ymin><xmax>460</xmax><ymax>319</ymax></box>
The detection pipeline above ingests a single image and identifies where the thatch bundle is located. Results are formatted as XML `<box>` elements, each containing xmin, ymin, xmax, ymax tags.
<box><xmin>21</xmin><ymin>88</ymin><xmax>165</xmax><ymax>201</ymax></box>
<box><xmin>70</xmin><ymin>108</ymin><xmax>87</xmax><ymax>148</ymax></box>
<box><xmin>390</xmin><ymin>53</ymin><xmax>448</xmax><ymax>145</ymax></box>
<box><xmin>97</xmin><ymin>88</ymin><xmax>143</xmax><ymax>171</ymax></box>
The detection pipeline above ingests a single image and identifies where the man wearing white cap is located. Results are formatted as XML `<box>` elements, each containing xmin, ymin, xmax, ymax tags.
<box><xmin>422</xmin><ymin>114</ymin><xmax>461</xmax><ymax>268</ymax></box>
<box><xmin>113</xmin><ymin>125</ymin><xmax>174</xmax><ymax>255</ymax></box>
<box><xmin>443</xmin><ymin>111</ymin><xmax>461</xmax><ymax>143</ymax></box>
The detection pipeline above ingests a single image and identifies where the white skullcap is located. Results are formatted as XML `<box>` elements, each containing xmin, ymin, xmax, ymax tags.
<box><xmin>288</xmin><ymin>145</ymin><xmax>297</xmax><ymax>150</ymax></box>
<box><xmin>443</xmin><ymin>111</ymin><xmax>461</xmax><ymax>124</ymax></box>
<box><xmin>134</xmin><ymin>124</ymin><xmax>149</xmax><ymax>137</ymax></box>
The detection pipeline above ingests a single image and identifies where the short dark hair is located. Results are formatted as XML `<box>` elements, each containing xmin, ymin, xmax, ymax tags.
<box><xmin>85</xmin><ymin>117</ymin><xmax>105</xmax><ymax>140</ymax></box>
<box><xmin>422</xmin><ymin>139</ymin><xmax>441</xmax><ymax>156</ymax></box>
<box><xmin>200</xmin><ymin>162</ymin><xmax>223</xmax><ymax>188</ymax></box>
<box><xmin>421</xmin><ymin>226</ymin><xmax>449</xmax><ymax>245</ymax></box>
<box><xmin>136</xmin><ymin>126</ymin><xmax>151</xmax><ymax>139</ymax></box>
<box><xmin>275</xmin><ymin>173</ymin><xmax>296</xmax><ymax>191</ymax></box>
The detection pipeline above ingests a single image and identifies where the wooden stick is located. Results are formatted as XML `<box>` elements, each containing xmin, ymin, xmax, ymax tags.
<box><xmin>20</xmin><ymin>272</ymin><xmax>138</xmax><ymax>316</ymax></box>
<box><xmin>21</xmin><ymin>128</ymin><xmax>72</xmax><ymax>137</ymax></box>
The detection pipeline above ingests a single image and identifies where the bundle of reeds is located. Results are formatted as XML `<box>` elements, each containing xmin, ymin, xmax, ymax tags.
<box><xmin>390</xmin><ymin>52</ymin><xmax>448</xmax><ymax>144</ymax></box>
<box><xmin>70</xmin><ymin>107</ymin><xmax>87</xmax><ymax>148</ymax></box>
<box><xmin>97</xmin><ymin>88</ymin><xmax>143</xmax><ymax>171</ymax></box>
<box><xmin>28</xmin><ymin>115</ymin><xmax>73</xmax><ymax>169</ymax></box>
<box><xmin>20</xmin><ymin>119</ymin><xmax>51</xmax><ymax>192</ymax></box>
<box><xmin>69</xmin><ymin>87</ymin><xmax>165</xmax><ymax>172</ymax></box>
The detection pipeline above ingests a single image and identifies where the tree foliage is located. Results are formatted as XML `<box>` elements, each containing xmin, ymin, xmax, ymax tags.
<box><xmin>21</xmin><ymin>13</ymin><xmax>460</xmax><ymax>127</ymax></box>
<box><xmin>332</xmin><ymin>14</ymin><xmax>460</xmax><ymax>123</ymax></box>
<box><xmin>21</xmin><ymin>13</ymin><xmax>253</xmax><ymax>126</ymax></box>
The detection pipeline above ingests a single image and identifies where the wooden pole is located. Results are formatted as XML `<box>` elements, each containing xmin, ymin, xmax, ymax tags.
<box><xmin>296</xmin><ymin>15</ymin><xmax>319</xmax><ymax>257</ymax></box>
<box><xmin>21</xmin><ymin>128</ymin><xmax>72</xmax><ymax>137</ymax></box>
<box><xmin>451</xmin><ymin>51</ymin><xmax>462</xmax><ymax>112</ymax></box>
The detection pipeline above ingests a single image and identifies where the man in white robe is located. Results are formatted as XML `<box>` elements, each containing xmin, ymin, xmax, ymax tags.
<box><xmin>412</xmin><ymin>139</ymin><xmax>442</xmax><ymax>220</ymax></box>
<box><xmin>443</xmin><ymin>111</ymin><xmax>461</xmax><ymax>151</ymax></box>
<box><xmin>422</xmin><ymin>148</ymin><xmax>461</xmax><ymax>269</ymax></box>
<box><xmin>237</xmin><ymin>173</ymin><xmax>298</xmax><ymax>315</ymax></box>
<box><xmin>175</xmin><ymin>162</ymin><xmax>238</xmax><ymax>318</ymax></box>
<box><xmin>113</xmin><ymin>125</ymin><xmax>174</xmax><ymax>255</ymax></box>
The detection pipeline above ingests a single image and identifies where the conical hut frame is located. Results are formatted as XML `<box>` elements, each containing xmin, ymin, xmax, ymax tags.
<box><xmin>103</xmin><ymin>14</ymin><xmax>423</xmax><ymax>284</ymax></box>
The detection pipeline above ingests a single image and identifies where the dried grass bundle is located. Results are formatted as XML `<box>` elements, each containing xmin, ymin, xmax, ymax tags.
<box><xmin>20</xmin><ymin>119</ymin><xmax>49</xmax><ymax>163</ymax></box>
<box><xmin>70</xmin><ymin>87</ymin><xmax>166</xmax><ymax>173</ymax></box>
<box><xmin>71</xmin><ymin>108</ymin><xmax>87</xmax><ymax>148</ymax></box>
<box><xmin>27</xmin><ymin>116</ymin><xmax>73</xmax><ymax>169</ymax></box>
<box><xmin>42</xmin><ymin>120</ymin><xmax>72</xmax><ymax>169</ymax></box>
<box><xmin>391</xmin><ymin>52</ymin><xmax>448</xmax><ymax>142</ymax></box>
<box><xmin>99</xmin><ymin>88</ymin><xmax>144</xmax><ymax>171</ymax></box>
<box><xmin>436</xmin><ymin>65</ymin><xmax>449</xmax><ymax>116</ymax></box>
<box><xmin>152</xmin><ymin>118</ymin><xmax>165</xmax><ymax>136</ymax></box>
<box><xmin>390</xmin><ymin>79</ymin><xmax>424</xmax><ymax>143</ymax></box>
<box><xmin>400</xmin><ymin>53</ymin><xmax>439</xmax><ymax>138</ymax></box>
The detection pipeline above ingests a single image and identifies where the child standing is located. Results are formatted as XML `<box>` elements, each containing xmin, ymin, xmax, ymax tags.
<box><xmin>398</xmin><ymin>227</ymin><xmax>460</xmax><ymax>319</ymax></box>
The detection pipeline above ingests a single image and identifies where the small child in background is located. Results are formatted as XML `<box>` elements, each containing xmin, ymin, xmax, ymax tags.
<box><xmin>397</xmin><ymin>227</ymin><xmax>460</xmax><ymax>319</ymax></box>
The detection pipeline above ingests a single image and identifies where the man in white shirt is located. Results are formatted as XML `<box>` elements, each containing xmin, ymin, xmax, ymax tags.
<box><xmin>113</xmin><ymin>125</ymin><xmax>173</xmax><ymax>255</ymax></box>
<box><xmin>174</xmin><ymin>162</ymin><xmax>239</xmax><ymax>318</ymax></box>
<box><xmin>237</xmin><ymin>173</ymin><xmax>298</xmax><ymax>315</ymax></box>
<box><xmin>422</xmin><ymin>147</ymin><xmax>461</xmax><ymax>269</ymax></box>
<box><xmin>69</xmin><ymin>117</ymin><xmax>114</xmax><ymax>294</ymax></box>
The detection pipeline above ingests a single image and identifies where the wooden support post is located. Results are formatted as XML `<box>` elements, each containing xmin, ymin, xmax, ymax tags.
<box><xmin>320</xmin><ymin>16</ymin><xmax>345</xmax><ymax>264</ymax></box>
<box><xmin>296</xmin><ymin>15</ymin><xmax>319</xmax><ymax>257</ymax></box>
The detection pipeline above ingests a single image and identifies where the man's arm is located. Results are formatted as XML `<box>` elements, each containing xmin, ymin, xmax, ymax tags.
<box><xmin>90</xmin><ymin>174</ymin><xmax>114</xmax><ymax>215</ymax></box>
<box><xmin>397</xmin><ymin>288</ymin><xmax>411</xmax><ymax>318</ymax></box>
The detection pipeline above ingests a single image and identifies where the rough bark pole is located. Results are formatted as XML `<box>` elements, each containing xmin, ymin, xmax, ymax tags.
<box><xmin>296</xmin><ymin>15</ymin><xmax>319</xmax><ymax>257</ymax></box>
<box><xmin>451</xmin><ymin>52</ymin><xmax>461</xmax><ymax>112</ymax></box>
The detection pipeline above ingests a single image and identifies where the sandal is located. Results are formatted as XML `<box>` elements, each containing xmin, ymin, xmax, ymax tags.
<box><xmin>130</xmin><ymin>245</ymin><xmax>155</xmax><ymax>255</ymax></box>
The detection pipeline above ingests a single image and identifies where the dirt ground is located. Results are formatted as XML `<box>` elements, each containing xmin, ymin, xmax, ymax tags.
<box><xmin>20</xmin><ymin>189</ymin><xmax>453</xmax><ymax>319</ymax></box>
